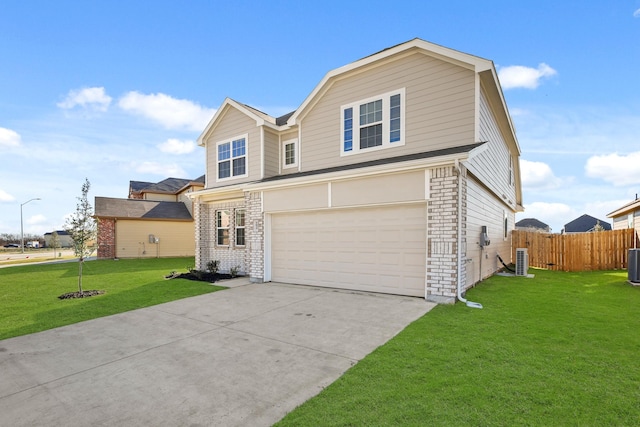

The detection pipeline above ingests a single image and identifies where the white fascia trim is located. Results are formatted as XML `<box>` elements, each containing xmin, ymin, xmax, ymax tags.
<box><xmin>468</xmin><ymin>142</ymin><xmax>489</xmax><ymax>161</ymax></box>
<box><xmin>260</xmin><ymin>127</ymin><xmax>265</xmax><ymax>179</ymax></box>
<box><xmin>198</xmin><ymin>98</ymin><xmax>281</xmax><ymax>147</ymax></box>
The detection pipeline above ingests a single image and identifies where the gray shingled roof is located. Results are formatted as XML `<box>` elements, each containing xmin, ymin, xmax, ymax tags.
<box><xmin>516</xmin><ymin>218</ymin><xmax>550</xmax><ymax>229</ymax></box>
<box><xmin>260</xmin><ymin>143</ymin><xmax>485</xmax><ymax>183</ymax></box>
<box><xmin>276</xmin><ymin>111</ymin><xmax>295</xmax><ymax>126</ymax></box>
<box><xmin>564</xmin><ymin>214</ymin><xmax>612</xmax><ymax>232</ymax></box>
<box><xmin>129</xmin><ymin>180</ymin><xmax>154</xmax><ymax>193</ymax></box>
<box><xmin>94</xmin><ymin>197</ymin><xmax>193</xmax><ymax>220</ymax></box>
<box><xmin>142</xmin><ymin>178</ymin><xmax>193</xmax><ymax>194</ymax></box>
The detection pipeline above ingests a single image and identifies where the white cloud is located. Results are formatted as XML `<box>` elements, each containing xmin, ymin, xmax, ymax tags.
<box><xmin>585</xmin><ymin>152</ymin><xmax>640</xmax><ymax>186</ymax></box>
<box><xmin>118</xmin><ymin>92</ymin><xmax>215</xmax><ymax>131</ymax></box>
<box><xmin>134</xmin><ymin>161</ymin><xmax>186</xmax><ymax>177</ymax></box>
<box><xmin>520</xmin><ymin>159</ymin><xmax>563</xmax><ymax>190</ymax></box>
<box><xmin>634</xmin><ymin>8</ymin><xmax>640</xmax><ymax>18</ymax></box>
<box><xmin>157</xmin><ymin>138</ymin><xmax>196</xmax><ymax>154</ymax></box>
<box><xmin>518</xmin><ymin>201</ymin><xmax>575</xmax><ymax>233</ymax></box>
<box><xmin>57</xmin><ymin>87</ymin><xmax>112</xmax><ymax>112</ymax></box>
<box><xmin>27</xmin><ymin>214</ymin><xmax>47</xmax><ymax>226</ymax></box>
<box><xmin>498</xmin><ymin>63</ymin><xmax>557</xmax><ymax>90</ymax></box>
<box><xmin>0</xmin><ymin>127</ymin><xmax>22</xmax><ymax>147</ymax></box>
<box><xmin>0</xmin><ymin>189</ymin><xmax>15</xmax><ymax>202</ymax></box>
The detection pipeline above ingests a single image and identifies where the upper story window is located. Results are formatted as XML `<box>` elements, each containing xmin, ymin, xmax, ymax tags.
<box><xmin>217</xmin><ymin>135</ymin><xmax>248</xmax><ymax>181</ymax></box>
<box><xmin>340</xmin><ymin>88</ymin><xmax>405</xmax><ymax>156</ymax></box>
<box><xmin>282</xmin><ymin>138</ymin><xmax>298</xmax><ymax>169</ymax></box>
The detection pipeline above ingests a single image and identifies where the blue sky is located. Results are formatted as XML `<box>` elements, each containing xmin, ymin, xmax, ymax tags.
<box><xmin>1</xmin><ymin>1</ymin><xmax>639</xmax><ymax>236</ymax></box>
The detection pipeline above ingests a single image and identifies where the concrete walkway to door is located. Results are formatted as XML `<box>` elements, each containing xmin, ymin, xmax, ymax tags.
<box><xmin>0</xmin><ymin>280</ymin><xmax>435</xmax><ymax>426</ymax></box>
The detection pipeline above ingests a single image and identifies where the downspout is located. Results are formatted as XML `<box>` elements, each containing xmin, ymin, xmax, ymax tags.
<box><xmin>455</xmin><ymin>159</ymin><xmax>483</xmax><ymax>309</ymax></box>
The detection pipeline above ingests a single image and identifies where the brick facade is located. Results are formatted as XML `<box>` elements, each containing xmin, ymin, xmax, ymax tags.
<box><xmin>426</xmin><ymin>166</ymin><xmax>466</xmax><ymax>304</ymax></box>
<box><xmin>195</xmin><ymin>199</ymin><xmax>249</xmax><ymax>276</ymax></box>
<box><xmin>195</xmin><ymin>192</ymin><xmax>265</xmax><ymax>282</ymax></box>
<box><xmin>97</xmin><ymin>218</ymin><xmax>116</xmax><ymax>259</ymax></box>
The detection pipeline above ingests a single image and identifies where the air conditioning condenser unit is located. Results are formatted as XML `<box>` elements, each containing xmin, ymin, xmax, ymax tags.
<box><xmin>515</xmin><ymin>248</ymin><xmax>528</xmax><ymax>276</ymax></box>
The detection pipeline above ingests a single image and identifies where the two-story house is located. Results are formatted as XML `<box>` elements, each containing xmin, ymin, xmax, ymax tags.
<box><xmin>190</xmin><ymin>39</ymin><xmax>522</xmax><ymax>303</ymax></box>
<box><xmin>95</xmin><ymin>176</ymin><xmax>204</xmax><ymax>259</ymax></box>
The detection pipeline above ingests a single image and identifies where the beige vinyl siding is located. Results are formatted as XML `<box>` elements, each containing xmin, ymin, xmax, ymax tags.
<box><xmin>262</xmin><ymin>170</ymin><xmax>426</xmax><ymax>213</ymax></box>
<box><xmin>299</xmin><ymin>52</ymin><xmax>475</xmax><ymax>171</ymax></box>
<box><xmin>280</xmin><ymin>130</ymin><xmax>300</xmax><ymax>175</ymax></box>
<box><xmin>263</xmin><ymin>183</ymin><xmax>328</xmax><ymax>212</ymax></box>
<box><xmin>205</xmin><ymin>106</ymin><xmax>260</xmax><ymax>188</ymax></box>
<box><xmin>143</xmin><ymin>193</ymin><xmax>176</xmax><ymax>202</ymax></box>
<box><xmin>612</xmin><ymin>216</ymin><xmax>628</xmax><ymax>230</ymax></box>
<box><xmin>115</xmin><ymin>220</ymin><xmax>195</xmax><ymax>258</ymax></box>
<box><xmin>263</xmin><ymin>129</ymin><xmax>279</xmax><ymax>178</ymax></box>
<box><xmin>331</xmin><ymin>170</ymin><xmax>426</xmax><ymax>207</ymax></box>
<box><xmin>612</xmin><ymin>211</ymin><xmax>640</xmax><ymax>238</ymax></box>
<box><xmin>465</xmin><ymin>88</ymin><xmax>517</xmax><ymax>211</ymax></box>
<box><xmin>465</xmin><ymin>175</ymin><xmax>513</xmax><ymax>288</ymax></box>
<box><xmin>177</xmin><ymin>192</ymin><xmax>195</xmax><ymax>216</ymax></box>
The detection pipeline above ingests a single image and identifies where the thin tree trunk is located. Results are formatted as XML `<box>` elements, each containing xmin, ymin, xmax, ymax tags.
<box><xmin>78</xmin><ymin>259</ymin><xmax>83</xmax><ymax>294</ymax></box>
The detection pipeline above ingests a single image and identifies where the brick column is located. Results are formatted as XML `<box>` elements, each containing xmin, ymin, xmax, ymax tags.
<box><xmin>426</xmin><ymin>166</ymin><xmax>465</xmax><ymax>304</ymax></box>
<box><xmin>246</xmin><ymin>192</ymin><xmax>264</xmax><ymax>282</ymax></box>
<box><xmin>97</xmin><ymin>218</ymin><xmax>115</xmax><ymax>259</ymax></box>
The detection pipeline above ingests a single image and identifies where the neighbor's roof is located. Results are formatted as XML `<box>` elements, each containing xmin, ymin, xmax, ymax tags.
<box><xmin>564</xmin><ymin>214</ymin><xmax>612</xmax><ymax>232</ymax></box>
<box><xmin>515</xmin><ymin>218</ymin><xmax>550</xmax><ymax>229</ymax></box>
<box><xmin>129</xmin><ymin>180</ymin><xmax>154</xmax><ymax>193</ymax></box>
<box><xmin>607</xmin><ymin>198</ymin><xmax>640</xmax><ymax>218</ymax></box>
<box><xmin>94</xmin><ymin>197</ymin><xmax>193</xmax><ymax>220</ymax></box>
<box><xmin>129</xmin><ymin>177</ymin><xmax>205</xmax><ymax>195</ymax></box>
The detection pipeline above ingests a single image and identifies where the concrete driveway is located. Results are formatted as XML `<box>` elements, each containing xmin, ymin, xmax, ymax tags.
<box><xmin>0</xmin><ymin>280</ymin><xmax>435</xmax><ymax>426</ymax></box>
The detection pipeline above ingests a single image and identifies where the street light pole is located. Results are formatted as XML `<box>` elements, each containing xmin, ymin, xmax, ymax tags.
<box><xmin>20</xmin><ymin>198</ymin><xmax>41</xmax><ymax>254</ymax></box>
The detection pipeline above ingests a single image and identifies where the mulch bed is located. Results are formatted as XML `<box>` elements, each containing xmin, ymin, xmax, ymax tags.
<box><xmin>165</xmin><ymin>271</ymin><xmax>235</xmax><ymax>282</ymax></box>
<box><xmin>58</xmin><ymin>290</ymin><xmax>105</xmax><ymax>299</ymax></box>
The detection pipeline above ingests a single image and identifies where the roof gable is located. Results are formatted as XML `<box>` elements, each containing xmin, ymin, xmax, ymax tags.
<box><xmin>564</xmin><ymin>214</ymin><xmax>612</xmax><ymax>232</ymax></box>
<box><xmin>288</xmin><ymin>38</ymin><xmax>494</xmax><ymax>126</ymax></box>
<box><xmin>197</xmin><ymin>98</ymin><xmax>284</xmax><ymax>146</ymax></box>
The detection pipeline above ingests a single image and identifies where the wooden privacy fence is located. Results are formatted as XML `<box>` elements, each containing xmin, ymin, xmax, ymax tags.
<box><xmin>511</xmin><ymin>229</ymin><xmax>638</xmax><ymax>272</ymax></box>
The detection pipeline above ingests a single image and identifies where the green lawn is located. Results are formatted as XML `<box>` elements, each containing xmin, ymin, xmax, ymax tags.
<box><xmin>0</xmin><ymin>257</ymin><xmax>224</xmax><ymax>340</ymax></box>
<box><xmin>277</xmin><ymin>269</ymin><xmax>640</xmax><ymax>426</ymax></box>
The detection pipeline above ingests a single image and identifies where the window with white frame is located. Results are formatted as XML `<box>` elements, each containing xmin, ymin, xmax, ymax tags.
<box><xmin>504</xmin><ymin>211</ymin><xmax>509</xmax><ymax>240</ymax></box>
<box><xmin>235</xmin><ymin>209</ymin><xmax>246</xmax><ymax>246</ymax></box>
<box><xmin>282</xmin><ymin>138</ymin><xmax>298</xmax><ymax>169</ymax></box>
<box><xmin>340</xmin><ymin>88</ymin><xmax>405</xmax><ymax>155</ymax></box>
<box><xmin>216</xmin><ymin>210</ymin><xmax>230</xmax><ymax>246</ymax></box>
<box><xmin>217</xmin><ymin>135</ymin><xmax>247</xmax><ymax>181</ymax></box>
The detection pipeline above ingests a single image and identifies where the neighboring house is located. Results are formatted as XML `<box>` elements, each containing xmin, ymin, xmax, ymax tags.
<box><xmin>515</xmin><ymin>218</ymin><xmax>551</xmax><ymax>233</ymax></box>
<box><xmin>562</xmin><ymin>214</ymin><xmax>612</xmax><ymax>233</ymax></box>
<box><xmin>44</xmin><ymin>230</ymin><xmax>73</xmax><ymax>248</ymax></box>
<box><xmin>607</xmin><ymin>197</ymin><xmax>640</xmax><ymax>237</ymax></box>
<box><xmin>190</xmin><ymin>38</ymin><xmax>523</xmax><ymax>303</ymax></box>
<box><xmin>94</xmin><ymin>176</ymin><xmax>204</xmax><ymax>259</ymax></box>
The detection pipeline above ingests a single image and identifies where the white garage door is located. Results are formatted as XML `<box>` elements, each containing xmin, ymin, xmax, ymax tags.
<box><xmin>270</xmin><ymin>204</ymin><xmax>426</xmax><ymax>297</ymax></box>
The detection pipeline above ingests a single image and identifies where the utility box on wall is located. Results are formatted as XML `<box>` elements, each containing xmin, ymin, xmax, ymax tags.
<box><xmin>480</xmin><ymin>226</ymin><xmax>490</xmax><ymax>247</ymax></box>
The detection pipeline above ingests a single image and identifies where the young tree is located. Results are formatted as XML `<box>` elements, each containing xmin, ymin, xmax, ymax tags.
<box><xmin>64</xmin><ymin>178</ymin><xmax>97</xmax><ymax>293</ymax></box>
<box><xmin>51</xmin><ymin>231</ymin><xmax>60</xmax><ymax>258</ymax></box>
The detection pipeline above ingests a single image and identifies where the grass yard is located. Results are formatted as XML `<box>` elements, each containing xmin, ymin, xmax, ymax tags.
<box><xmin>277</xmin><ymin>269</ymin><xmax>640</xmax><ymax>426</ymax></box>
<box><xmin>0</xmin><ymin>257</ymin><xmax>224</xmax><ymax>340</ymax></box>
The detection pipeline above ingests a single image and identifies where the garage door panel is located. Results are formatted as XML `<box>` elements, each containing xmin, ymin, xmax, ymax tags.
<box><xmin>271</xmin><ymin>204</ymin><xmax>427</xmax><ymax>297</ymax></box>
